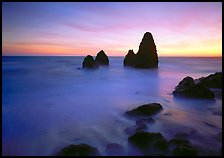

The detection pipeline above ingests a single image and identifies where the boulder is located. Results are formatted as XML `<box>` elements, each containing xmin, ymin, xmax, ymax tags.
<box><xmin>56</xmin><ymin>143</ymin><xmax>101</xmax><ymax>156</ymax></box>
<box><xmin>124</xmin><ymin>49</ymin><xmax>136</xmax><ymax>66</ymax></box>
<box><xmin>95</xmin><ymin>50</ymin><xmax>109</xmax><ymax>65</ymax></box>
<box><xmin>123</xmin><ymin>32</ymin><xmax>158</xmax><ymax>68</ymax></box>
<box><xmin>173</xmin><ymin>76</ymin><xmax>215</xmax><ymax>99</ymax></box>
<box><xmin>105</xmin><ymin>143</ymin><xmax>125</xmax><ymax>156</ymax></box>
<box><xmin>125</xmin><ymin>103</ymin><xmax>163</xmax><ymax>118</ymax></box>
<box><xmin>82</xmin><ymin>55</ymin><xmax>98</xmax><ymax>69</ymax></box>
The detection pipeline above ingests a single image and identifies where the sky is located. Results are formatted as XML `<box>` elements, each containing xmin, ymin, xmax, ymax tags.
<box><xmin>2</xmin><ymin>2</ymin><xmax>222</xmax><ymax>57</ymax></box>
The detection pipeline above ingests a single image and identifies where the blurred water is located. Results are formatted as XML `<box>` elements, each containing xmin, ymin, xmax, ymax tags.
<box><xmin>2</xmin><ymin>56</ymin><xmax>222</xmax><ymax>155</ymax></box>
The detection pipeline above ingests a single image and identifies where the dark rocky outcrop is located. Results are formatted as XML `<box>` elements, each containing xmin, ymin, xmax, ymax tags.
<box><xmin>123</xmin><ymin>32</ymin><xmax>158</xmax><ymax>68</ymax></box>
<box><xmin>95</xmin><ymin>50</ymin><xmax>109</xmax><ymax>65</ymax></box>
<box><xmin>125</xmin><ymin>103</ymin><xmax>163</xmax><ymax>118</ymax></box>
<box><xmin>82</xmin><ymin>55</ymin><xmax>99</xmax><ymax>69</ymax></box>
<box><xmin>105</xmin><ymin>143</ymin><xmax>125</xmax><ymax>156</ymax></box>
<box><xmin>124</xmin><ymin>49</ymin><xmax>135</xmax><ymax>66</ymax></box>
<box><xmin>128</xmin><ymin>131</ymin><xmax>169</xmax><ymax>151</ymax></box>
<box><xmin>195</xmin><ymin>72</ymin><xmax>222</xmax><ymax>89</ymax></box>
<box><xmin>56</xmin><ymin>143</ymin><xmax>101</xmax><ymax>156</ymax></box>
<box><xmin>173</xmin><ymin>76</ymin><xmax>215</xmax><ymax>99</ymax></box>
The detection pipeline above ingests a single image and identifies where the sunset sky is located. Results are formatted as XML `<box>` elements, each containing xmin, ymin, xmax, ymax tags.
<box><xmin>2</xmin><ymin>2</ymin><xmax>222</xmax><ymax>57</ymax></box>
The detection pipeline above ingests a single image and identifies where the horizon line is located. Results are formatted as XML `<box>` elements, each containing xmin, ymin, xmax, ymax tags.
<box><xmin>2</xmin><ymin>55</ymin><xmax>222</xmax><ymax>58</ymax></box>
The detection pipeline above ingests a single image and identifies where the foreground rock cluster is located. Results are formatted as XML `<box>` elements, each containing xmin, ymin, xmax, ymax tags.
<box><xmin>173</xmin><ymin>72</ymin><xmax>222</xmax><ymax>99</ymax></box>
<box><xmin>82</xmin><ymin>50</ymin><xmax>109</xmax><ymax>69</ymax></box>
<box><xmin>56</xmin><ymin>103</ymin><xmax>201</xmax><ymax>156</ymax></box>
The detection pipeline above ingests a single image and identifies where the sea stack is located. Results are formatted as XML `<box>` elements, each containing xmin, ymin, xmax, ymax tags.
<box><xmin>124</xmin><ymin>49</ymin><xmax>135</xmax><ymax>66</ymax></box>
<box><xmin>82</xmin><ymin>55</ymin><xmax>99</xmax><ymax>69</ymax></box>
<box><xmin>124</xmin><ymin>32</ymin><xmax>158</xmax><ymax>68</ymax></box>
<box><xmin>95</xmin><ymin>50</ymin><xmax>109</xmax><ymax>65</ymax></box>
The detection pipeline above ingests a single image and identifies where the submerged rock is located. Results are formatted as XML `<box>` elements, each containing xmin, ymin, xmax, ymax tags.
<box><xmin>124</xmin><ymin>124</ymin><xmax>147</xmax><ymax>136</ymax></box>
<box><xmin>173</xmin><ymin>76</ymin><xmax>215</xmax><ymax>99</ymax></box>
<box><xmin>123</xmin><ymin>32</ymin><xmax>158</xmax><ymax>68</ymax></box>
<box><xmin>95</xmin><ymin>50</ymin><xmax>109</xmax><ymax>65</ymax></box>
<box><xmin>82</xmin><ymin>55</ymin><xmax>98</xmax><ymax>69</ymax></box>
<box><xmin>105</xmin><ymin>143</ymin><xmax>125</xmax><ymax>156</ymax></box>
<box><xmin>125</xmin><ymin>103</ymin><xmax>163</xmax><ymax>118</ymax></box>
<box><xmin>56</xmin><ymin>143</ymin><xmax>101</xmax><ymax>156</ymax></box>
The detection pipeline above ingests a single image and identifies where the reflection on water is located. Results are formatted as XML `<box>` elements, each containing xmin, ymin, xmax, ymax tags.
<box><xmin>2</xmin><ymin>56</ymin><xmax>222</xmax><ymax>156</ymax></box>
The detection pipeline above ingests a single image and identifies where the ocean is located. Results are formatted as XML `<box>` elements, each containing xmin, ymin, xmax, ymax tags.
<box><xmin>2</xmin><ymin>56</ymin><xmax>222</xmax><ymax>156</ymax></box>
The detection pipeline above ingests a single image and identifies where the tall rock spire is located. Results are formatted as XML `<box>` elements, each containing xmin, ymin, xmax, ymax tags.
<box><xmin>124</xmin><ymin>32</ymin><xmax>158</xmax><ymax>68</ymax></box>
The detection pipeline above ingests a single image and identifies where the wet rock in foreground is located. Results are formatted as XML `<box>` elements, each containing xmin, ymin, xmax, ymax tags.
<box><xmin>195</xmin><ymin>72</ymin><xmax>222</xmax><ymax>89</ymax></box>
<box><xmin>169</xmin><ymin>138</ymin><xmax>198</xmax><ymax>156</ymax></box>
<box><xmin>173</xmin><ymin>76</ymin><xmax>215</xmax><ymax>99</ymax></box>
<box><xmin>125</xmin><ymin>103</ymin><xmax>163</xmax><ymax>118</ymax></box>
<box><xmin>56</xmin><ymin>143</ymin><xmax>101</xmax><ymax>156</ymax></box>
<box><xmin>128</xmin><ymin>131</ymin><xmax>169</xmax><ymax>151</ymax></box>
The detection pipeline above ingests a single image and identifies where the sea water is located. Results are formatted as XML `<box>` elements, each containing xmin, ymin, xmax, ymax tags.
<box><xmin>2</xmin><ymin>56</ymin><xmax>222</xmax><ymax>156</ymax></box>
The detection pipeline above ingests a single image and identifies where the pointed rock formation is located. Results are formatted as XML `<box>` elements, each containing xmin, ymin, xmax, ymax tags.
<box><xmin>123</xmin><ymin>32</ymin><xmax>158</xmax><ymax>68</ymax></box>
<box><xmin>82</xmin><ymin>55</ymin><xmax>99</xmax><ymax>69</ymax></box>
<box><xmin>95</xmin><ymin>50</ymin><xmax>109</xmax><ymax>65</ymax></box>
<box><xmin>124</xmin><ymin>49</ymin><xmax>135</xmax><ymax>66</ymax></box>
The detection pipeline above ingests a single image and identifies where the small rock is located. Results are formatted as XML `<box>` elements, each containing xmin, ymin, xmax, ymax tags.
<box><xmin>56</xmin><ymin>143</ymin><xmax>101</xmax><ymax>156</ymax></box>
<box><xmin>125</xmin><ymin>103</ymin><xmax>163</xmax><ymax>118</ymax></box>
<box><xmin>124</xmin><ymin>124</ymin><xmax>147</xmax><ymax>135</ymax></box>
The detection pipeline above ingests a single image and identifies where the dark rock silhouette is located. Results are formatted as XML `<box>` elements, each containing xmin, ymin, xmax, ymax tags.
<box><xmin>125</xmin><ymin>103</ymin><xmax>163</xmax><ymax>118</ymax></box>
<box><xmin>128</xmin><ymin>131</ymin><xmax>169</xmax><ymax>151</ymax></box>
<box><xmin>82</xmin><ymin>55</ymin><xmax>99</xmax><ymax>69</ymax></box>
<box><xmin>124</xmin><ymin>49</ymin><xmax>135</xmax><ymax>66</ymax></box>
<box><xmin>173</xmin><ymin>76</ymin><xmax>215</xmax><ymax>99</ymax></box>
<box><xmin>105</xmin><ymin>143</ymin><xmax>125</xmax><ymax>156</ymax></box>
<box><xmin>195</xmin><ymin>72</ymin><xmax>222</xmax><ymax>88</ymax></box>
<box><xmin>95</xmin><ymin>50</ymin><xmax>109</xmax><ymax>65</ymax></box>
<box><xmin>56</xmin><ymin>143</ymin><xmax>101</xmax><ymax>156</ymax></box>
<box><xmin>123</xmin><ymin>32</ymin><xmax>158</xmax><ymax>68</ymax></box>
